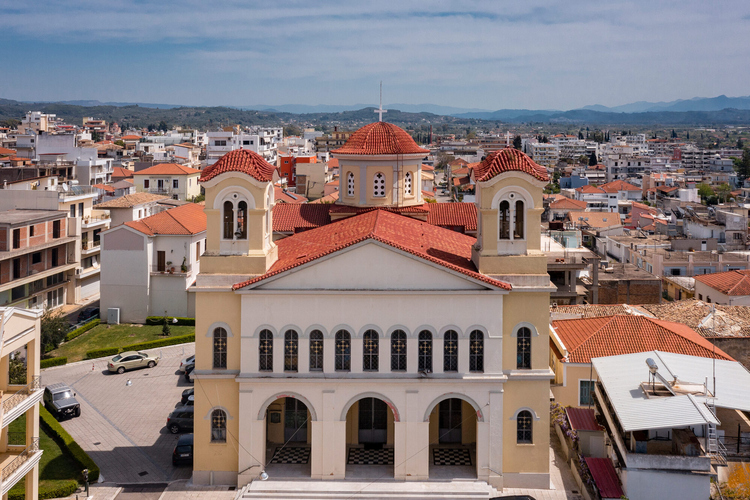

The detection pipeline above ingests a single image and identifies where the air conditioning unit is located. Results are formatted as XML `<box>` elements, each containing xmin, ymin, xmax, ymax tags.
<box><xmin>107</xmin><ymin>308</ymin><xmax>120</xmax><ymax>325</ymax></box>
<box><xmin>75</xmin><ymin>268</ymin><xmax>82</xmax><ymax>275</ymax></box>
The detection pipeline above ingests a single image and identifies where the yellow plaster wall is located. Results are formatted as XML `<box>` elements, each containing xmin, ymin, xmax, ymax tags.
<box><xmin>502</xmin><ymin>292</ymin><xmax>550</xmax><ymax>370</ymax></box>
<box><xmin>502</xmin><ymin>380</ymin><xmax>550</xmax><ymax>473</ymax></box>
<box><xmin>193</xmin><ymin>377</ymin><xmax>240</xmax><ymax>474</ymax></box>
<box><xmin>340</xmin><ymin>166</ymin><xmax>359</xmax><ymax>203</ymax></box>
<box><xmin>195</xmin><ymin>291</ymin><xmax>242</xmax><ymax>371</ymax></box>
<box><xmin>461</xmin><ymin>400</ymin><xmax>477</xmax><ymax>444</ymax></box>
<box><xmin>550</xmin><ymin>364</ymin><xmax>595</xmax><ymax>408</ymax></box>
<box><xmin>366</xmin><ymin>165</ymin><xmax>393</xmax><ymax>205</ymax></box>
<box><xmin>477</xmin><ymin>175</ymin><xmax>544</xmax><ymax>252</ymax></box>
<box><xmin>204</xmin><ymin>177</ymin><xmax>269</xmax><ymax>253</ymax></box>
<box><xmin>345</xmin><ymin>400</ymin><xmax>395</xmax><ymax>446</ymax></box>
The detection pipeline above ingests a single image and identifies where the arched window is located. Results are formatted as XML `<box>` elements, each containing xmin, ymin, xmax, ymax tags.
<box><xmin>347</xmin><ymin>172</ymin><xmax>355</xmax><ymax>197</ymax></box>
<box><xmin>223</xmin><ymin>201</ymin><xmax>234</xmax><ymax>239</ymax></box>
<box><xmin>517</xmin><ymin>327</ymin><xmax>531</xmax><ymax>369</ymax></box>
<box><xmin>259</xmin><ymin>329</ymin><xmax>273</xmax><ymax>372</ymax></box>
<box><xmin>514</xmin><ymin>200</ymin><xmax>524</xmax><ymax>239</ymax></box>
<box><xmin>443</xmin><ymin>330</ymin><xmax>458</xmax><ymax>372</ymax></box>
<box><xmin>373</xmin><ymin>172</ymin><xmax>386</xmax><ymax>197</ymax></box>
<box><xmin>517</xmin><ymin>410</ymin><xmax>532</xmax><ymax>444</ymax></box>
<box><xmin>309</xmin><ymin>330</ymin><xmax>323</xmax><ymax>371</ymax></box>
<box><xmin>335</xmin><ymin>330</ymin><xmax>351</xmax><ymax>371</ymax></box>
<box><xmin>211</xmin><ymin>409</ymin><xmax>227</xmax><ymax>443</ymax></box>
<box><xmin>363</xmin><ymin>330</ymin><xmax>379</xmax><ymax>371</ymax></box>
<box><xmin>213</xmin><ymin>327</ymin><xmax>227</xmax><ymax>369</ymax></box>
<box><xmin>418</xmin><ymin>330</ymin><xmax>432</xmax><ymax>373</ymax></box>
<box><xmin>469</xmin><ymin>330</ymin><xmax>484</xmax><ymax>372</ymax></box>
<box><xmin>236</xmin><ymin>200</ymin><xmax>248</xmax><ymax>239</ymax></box>
<box><xmin>499</xmin><ymin>201</ymin><xmax>510</xmax><ymax>239</ymax></box>
<box><xmin>404</xmin><ymin>172</ymin><xmax>412</xmax><ymax>196</ymax></box>
<box><xmin>390</xmin><ymin>330</ymin><xmax>407</xmax><ymax>371</ymax></box>
<box><xmin>284</xmin><ymin>330</ymin><xmax>298</xmax><ymax>372</ymax></box>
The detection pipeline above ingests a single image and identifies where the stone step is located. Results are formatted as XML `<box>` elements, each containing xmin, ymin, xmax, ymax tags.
<box><xmin>242</xmin><ymin>479</ymin><xmax>494</xmax><ymax>500</ymax></box>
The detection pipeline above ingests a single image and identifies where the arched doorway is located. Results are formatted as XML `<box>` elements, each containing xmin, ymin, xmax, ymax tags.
<box><xmin>344</xmin><ymin>395</ymin><xmax>397</xmax><ymax>479</ymax></box>
<box><xmin>265</xmin><ymin>397</ymin><xmax>312</xmax><ymax>477</ymax></box>
<box><xmin>427</xmin><ymin>397</ymin><xmax>478</xmax><ymax>479</ymax></box>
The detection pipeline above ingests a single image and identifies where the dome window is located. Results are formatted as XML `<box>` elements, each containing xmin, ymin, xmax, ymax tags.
<box><xmin>405</xmin><ymin>172</ymin><xmax>412</xmax><ymax>196</ymax></box>
<box><xmin>373</xmin><ymin>172</ymin><xmax>386</xmax><ymax>198</ymax></box>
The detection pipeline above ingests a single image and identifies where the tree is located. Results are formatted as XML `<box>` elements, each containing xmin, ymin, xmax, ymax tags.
<box><xmin>284</xmin><ymin>125</ymin><xmax>302</xmax><ymax>137</ymax></box>
<box><xmin>697</xmin><ymin>183</ymin><xmax>714</xmax><ymax>202</ymax></box>
<box><xmin>686</xmin><ymin>131</ymin><xmax>689</xmax><ymax>140</ymax></box>
<box><xmin>9</xmin><ymin>352</ymin><xmax>26</xmax><ymax>385</ymax></box>
<box><xmin>162</xmin><ymin>314</ymin><xmax>171</xmax><ymax>336</ymax></box>
<box><xmin>717</xmin><ymin>183</ymin><xmax>732</xmax><ymax>203</ymax></box>
<box><xmin>114</xmin><ymin>139</ymin><xmax>125</xmax><ymax>147</ymax></box>
<box><xmin>578</xmin><ymin>131</ymin><xmax>584</xmax><ymax>140</ymax></box>
<box><xmin>513</xmin><ymin>135</ymin><xmax>522</xmax><ymax>150</ymax></box>
<box><xmin>588</xmin><ymin>151</ymin><xmax>598</xmax><ymax>166</ymax></box>
<box><xmin>41</xmin><ymin>308</ymin><xmax>68</xmax><ymax>352</ymax></box>
<box><xmin>738</xmin><ymin>138</ymin><xmax>744</xmax><ymax>149</ymax></box>
<box><xmin>734</xmin><ymin>148</ymin><xmax>750</xmax><ymax>182</ymax></box>
<box><xmin>158</xmin><ymin>121</ymin><xmax>168</xmax><ymax>132</ymax></box>
<box><xmin>671</xmin><ymin>129</ymin><xmax>677</xmax><ymax>138</ymax></box>
<box><xmin>436</xmin><ymin>152</ymin><xmax>455</xmax><ymax>170</ymax></box>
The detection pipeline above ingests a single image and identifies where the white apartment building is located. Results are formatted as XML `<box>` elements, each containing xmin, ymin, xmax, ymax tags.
<box><xmin>206</xmin><ymin>129</ymin><xmax>280</xmax><ymax>166</ymax></box>
<box><xmin>526</xmin><ymin>142</ymin><xmax>559</xmax><ymax>168</ymax></box>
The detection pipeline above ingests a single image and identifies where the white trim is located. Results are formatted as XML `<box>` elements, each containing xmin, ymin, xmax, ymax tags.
<box><xmin>257</xmin><ymin>392</ymin><xmax>318</xmax><ymax>421</ymax></box>
<box><xmin>253</xmin><ymin>325</ymin><xmax>277</xmax><ymax>337</ymax></box>
<box><xmin>204</xmin><ymin>406</ymin><xmax>234</xmax><ymax>420</ymax></box>
<box><xmin>510</xmin><ymin>407</ymin><xmax>541</xmax><ymax>421</ymax></box>
<box><xmin>422</xmin><ymin>393</ymin><xmax>485</xmax><ymax>422</ymax></box>
<box><xmin>357</xmin><ymin>324</ymin><xmax>383</xmax><ymax>339</ymax></box>
<box><xmin>438</xmin><ymin>325</ymin><xmax>464</xmax><ymax>338</ymax></box>
<box><xmin>331</xmin><ymin>324</ymin><xmax>354</xmax><ymax>339</ymax></box>
<box><xmin>386</xmin><ymin>325</ymin><xmax>411</xmax><ymax>338</ymax></box>
<box><xmin>339</xmin><ymin>392</ymin><xmax>400</xmax><ymax>422</ymax></box>
<box><xmin>303</xmin><ymin>324</ymin><xmax>328</xmax><ymax>338</ymax></box>
<box><xmin>511</xmin><ymin>322</ymin><xmax>539</xmax><ymax>337</ymax></box>
<box><xmin>206</xmin><ymin>321</ymin><xmax>233</xmax><ymax>338</ymax></box>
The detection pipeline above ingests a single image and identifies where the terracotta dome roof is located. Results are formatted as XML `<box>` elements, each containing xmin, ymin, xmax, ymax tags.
<box><xmin>332</xmin><ymin>122</ymin><xmax>429</xmax><ymax>156</ymax></box>
<box><xmin>200</xmin><ymin>149</ymin><xmax>276</xmax><ymax>183</ymax></box>
<box><xmin>473</xmin><ymin>148</ymin><xmax>549</xmax><ymax>183</ymax></box>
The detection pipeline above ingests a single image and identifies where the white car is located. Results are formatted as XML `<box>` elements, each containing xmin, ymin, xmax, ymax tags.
<box><xmin>178</xmin><ymin>355</ymin><xmax>195</xmax><ymax>373</ymax></box>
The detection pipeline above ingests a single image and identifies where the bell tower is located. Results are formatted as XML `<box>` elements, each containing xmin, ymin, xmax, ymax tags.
<box><xmin>471</xmin><ymin>148</ymin><xmax>549</xmax><ymax>278</ymax></box>
<box><xmin>198</xmin><ymin>149</ymin><xmax>278</xmax><ymax>276</ymax></box>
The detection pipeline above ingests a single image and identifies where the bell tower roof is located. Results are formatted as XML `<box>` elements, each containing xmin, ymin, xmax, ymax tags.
<box><xmin>332</xmin><ymin>122</ymin><xmax>429</xmax><ymax>156</ymax></box>
<box><xmin>474</xmin><ymin>148</ymin><xmax>549</xmax><ymax>183</ymax></box>
<box><xmin>200</xmin><ymin>148</ymin><xmax>276</xmax><ymax>183</ymax></box>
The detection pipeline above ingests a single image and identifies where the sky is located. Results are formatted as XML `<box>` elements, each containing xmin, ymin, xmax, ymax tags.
<box><xmin>1</xmin><ymin>0</ymin><xmax>749</xmax><ymax>111</ymax></box>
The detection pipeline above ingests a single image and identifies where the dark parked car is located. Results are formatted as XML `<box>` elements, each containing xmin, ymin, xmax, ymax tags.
<box><xmin>77</xmin><ymin>307</ymin><xmax>100</xmax><ymax>324</ymax></box>
<box><xmin>184</xmin><ymin>364</ymin><xmax>194</xmax><ymax>383</ymax></box>
<box><xmin>181</xmin><ymin>388</ymin><xmax>194</xmax><ymax>405</ymax></box>
<box><xmin>44</xmin><ymin>383</ymin><xmax>81</xmax><ymax>419</ymax></box>
<box><xmin>167</xmin><ymin>406</ymin><xmax>194</xmax><ymax>434</ymax></box>
<box><xmin>172</xmin><ymin>434</ymin><xmax>193</xmax><ymax>466</ymax></box>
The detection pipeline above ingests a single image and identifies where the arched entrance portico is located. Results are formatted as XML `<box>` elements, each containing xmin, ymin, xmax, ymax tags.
<box><xmin>264</xmin><ymin>396</ymin><xmax>313</xmax><ymax>478</ymax></box>
<box><xmin>343</xmin><ymin>394</ymin><xmax>398</xmax><ymax>479</ymax></box>
<box><xmin>426</xmin><ymin>395</ymin><xmax>479</xmax><ymax>479</ymax></box>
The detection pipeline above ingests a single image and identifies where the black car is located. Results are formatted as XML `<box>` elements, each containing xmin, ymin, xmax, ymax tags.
<box><xmin>167</xmin><ymin>406</ymin><xmax>194</xmax><ymax>434</ymax></box>
<box><xmin>77</xmin><ymin>307</ymin><xmax>100</xmax><ymax>324</ymax></box>
<box><xmin>172</xmin><ymin>434</ymin><xmax>193</xmax><ymax>466</ymax></box>
<box><xmin>181</xmin><ymin>388</ymin><xmax>194</xmax><ymax>405</ymax></box>
<box><xmin>184</xmin><ymin>364</ymin><xmax>194</xmax><ymax>383</ymax></box>
<box><xmin>43</xmin><ymin>383</ymin><xmax>81</xmax><ymax>419</ymax></box>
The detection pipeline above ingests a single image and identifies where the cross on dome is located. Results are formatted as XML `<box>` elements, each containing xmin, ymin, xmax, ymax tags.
<box><xmin>375</xmin><ymin>81</ymin><xmax>387</xmax><ymax>122</ymax></box>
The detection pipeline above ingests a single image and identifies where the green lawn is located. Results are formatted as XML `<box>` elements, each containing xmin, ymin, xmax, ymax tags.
<box><xmin>8</xmin><ymin>413</ymin><xmax>82</xmax><ymax>498</ymax></box>
<box><xmin>49</xmin><ymin>323</ymin><xmax>195</xmax><ymax>363</ymax></box>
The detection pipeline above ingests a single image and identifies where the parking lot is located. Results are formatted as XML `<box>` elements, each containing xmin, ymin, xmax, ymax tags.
<box><xmin>42</xmin><ymin>343</ymin><xmax>196</xmax><ymax>484</ymax></box>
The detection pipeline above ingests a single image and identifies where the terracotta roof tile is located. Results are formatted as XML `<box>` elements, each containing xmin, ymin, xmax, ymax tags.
<box><xmin>331</xmin><ymin>122</ymin><xmax>429</xmax><ymax>156</ymax></box>
<box><xmin>695</xmin><ymin>269</ymin><xmax>750</xmax><ymax>296</ymax></box>
<box><xmin>112</xmin><ymin>166</ymin><xmax>133</xmax><ymax>178</ymax></box>
<box><xmin>92</xmin><ymin>183</ymin><xmax>115</xmax><ymax>193</ymax></box>
<box><xmin>236</xmin><ymin>209</ymin><xmax>509</xmax><ymax>290</ymax></box>
<box><xmin>567</xmin><ymin>211</ymin><xmax>620</xmax><ymax>228</ymax></box>
<box><xmin>425</xmin><ymin>202</ymin><xmax>477</xmax><ymax>231</ymax></box>
<box><xmin>552</xmin><ymin>315</ymin><xmax>733</xmax><ymax>363</ymax></box>
<box><xmin>135</xmin><ymin>163</ymin><xmax>201</xmax><ymax>176</ymax></box>
<box><xmin>550</xmin><ymin>198</ymin><xmax>587</xmax><ymax>210</ymax></box>
<box><xmin>272</xmin><ymin>203</ymin><xmax>331</xmax><ymax>232</ymax></box>
<box><xmin>200</xmin><ymin>149</ymin><xmax>276</xmax><ymax>183</ymax></box>
<box><xmin>310</xmin><ymin>191</ymin><xmax>340</xmax><ymax>204</ymax></box>
<box><xmin>473</xmin><ymin>148</ymin><xmax>548</xmax><ymax>183</ymax></box>
<box><xmin>274</xmin><ymin>186</ymin><xmax>308</xmax><ymax>204</ymax></box>
<box><xmin>599</xmin><ymin>180</ymin><xmax>641</xmax><ymax>193</ymax></box>
<box><xmin>575</xmin><ymin>185</ymin><xmax>605</xmax><ymax>194</ymax></box>
<box><xmin>120</xmin><ymin>135</ymin><xmax>142</xmax><ymax>140</ymax></box>
<box><xmin>0</xmin><ymin>147</ymin><xmax>17</xmax><ymax>156</ymax></box>
<box><xmin>124</xmin><ymin>203</ymin><xmax>206</xmax><ymax>236</ymax></box>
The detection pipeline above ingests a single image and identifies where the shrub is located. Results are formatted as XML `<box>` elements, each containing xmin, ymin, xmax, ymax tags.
<box><xmin>121</xmin><ymin>333</ymin><xmax>195</xmax><ymax>352</ymax></box>
<box><xmin>9</xmin><ymin>480</ymin><xmax>78</xmax><ymax>500</ymax></box>
<box><xmin>162</xmin><ymin>316</ymin><xmax>171</xmax><ymax>336</ymax></box>
<box><xmin>40</xmin><ymin>356</ymin><xmax>67</xmax><ymax>369</ymax></box>
<box><xmin>145</xmin><ymin>316</ymin><xmax>195</xmax><ymax>326</ymax></box>
<box><xmin>86</xmin><ymin>347</ymin><xmax>119</xmax><ymax>359</ymax></box>
<box><xmin>40</xmin><ymin>405</ymin><xmax>100</xmax><ymax>483</ymax></box>
<box><xmin>66</xmin><ymin>319</ymin><xmax>100</xmax><ymax>342</ymax></box>
<box><xmin>41</xmin><ymin>308</ymin><xmax>68</xmax><ymax>353</ymax></box>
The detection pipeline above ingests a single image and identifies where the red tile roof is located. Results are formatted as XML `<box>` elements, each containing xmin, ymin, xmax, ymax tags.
<box><xmin>235</xmin><ymin>209</ymin><xmax>509</xmax><ymax>290</ymax></box>
<box><xmin>576</xmin><ymin>185</ymin><xmax>605</xmax><ymax>194</ymax></box>
<box><xmin>473</xmin><ymin>148</ymin><xmax>549</xmax><ymax>183</ymax></box>
<box><xmin>112</xmin><ymin>166</ymin><xmax>133</xmax><ymax>179</ymax></box>
<box><xmin>695</xmin><ymin>269</ymin><xmax>750</xmax><ymax>296</ymax></box>
<box><xmin>120</xmin><ymin>135</ymin><xmax>142</xmax><ymax>140</ymax></box>
<box><xmin>421</xmin><ymin>163</ymin><xmax>435</xmax><ymax>171</ymax></box>
<box><xmin>425</xmin><ymin>202</ymin><xmax>477</xmax><ymax>231</ymax></box>
<box><xmin>566</xmin><ymin>407</ymin><xmax>603</xmax><ymax>431</ymax></box>
<box><xmin>310</xmin><ymin>191</ymin><xmax>340</xmax><ymax>204</ymax></box>
<box><xmin>274</xmin><ymin>186</ymin><xmax>308</xmax><ymax>204</ymax></box>
<box><xmin>552</xmin><ymin>315</ymin><xmax>734</xmax><ymax>363</ymax></box>
<box><xmin>331</xmin><ymin>122</ymin><xmax>429</xmax><ymax>156</ymax></box>
<box><xmin>200</xmin><ymin>149</ymin><xmax>276</xmax><ymax>183</ymax></box>
<box><xmin>92</xmin><ymin>183</ymin><xmax>115</xmax><ymax>193</ymax></box>
<box><xmin>585</xmin><ymin>458</ymin><xmax>624</xmax><ymax>499</ymax></box>
<box><xmin>135</xmin><ymin>163</ymin><xmax>201</xmax><ymax>176</ymax></box>
<box><xmin>328</xmin><ymin>204</ymin><xmax>430</xmax><ymax>215</ymax></box>
<box><xmin>600</xmin><ymin>180</ymin><xmax>640</xmax><ymax>193</ymax></box>
<box><xmin>550</xmin><ymin>198</ymin><xmax>587</xmax><ymax>210</ymax></box>
<box><xmin>0</xmin><ymin>147</ymin><xmax>17</xmax><ymax>156</ymax></box>
<box><xmin>124</xmin><ymin>203</ymin><xmax>206</xmax><ymax>236</ymax></box>
<box><xmin>272</xmin><ymin>203</ymin><xmax>331</xmax><ymax>232</ymax></box>
<box><xmin>567</xmin><ymin>211</ymin><xmax>620</xmax><ymax>229</ymax></box>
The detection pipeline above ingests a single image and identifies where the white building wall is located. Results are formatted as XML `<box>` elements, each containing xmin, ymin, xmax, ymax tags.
<box><xmin>620</xmin><ymin>468</ymin><xmax>709</xmax><ymax>500</ymax></box>
<box><xmin>100</xmin><ymin>228</ymin><xmax>151</xmax><ymax>323</ymax></box>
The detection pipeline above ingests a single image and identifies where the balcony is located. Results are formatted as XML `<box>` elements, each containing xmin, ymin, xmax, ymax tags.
<box><xmin>58</xmin><ymin>185</ymin><xmax>97</xmax><ymax>200</ymax></box>
<box><xmin>81</xmin><ymin>240</ymin><xmax>101</xmax><ymax>254</ymax></box>
<box><xmin>150</xmin><ymin>263</ymin><xmax>194</xmax><ymax>277</ymax></box>
<box><xmin>0</xmin><ymin>438</ymin><xmax>42</xmax><ymax>496</ymax></box>
<box><xmin>82</xmin><ymin>215</ymin><xmax>110</xmax><ymax>229</ymax></box>
<box><xmin>1</xmin><ymin>377</ymin><xmax>43</xmax><ymax>429</ymax></box>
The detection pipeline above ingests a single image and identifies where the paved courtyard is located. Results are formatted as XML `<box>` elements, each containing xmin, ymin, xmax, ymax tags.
<box><xmin>42</xmin><ymin>342</ymin><xmax>198</xmax><ymax>484</ymax></box>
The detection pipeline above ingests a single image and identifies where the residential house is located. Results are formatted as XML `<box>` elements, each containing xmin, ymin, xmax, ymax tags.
<box><xmin>100</xmin><ymin>203</ymin><xmax>206</xmax><ymax>323</ymax></box>
<box><xmin>548</xmin><ymin>197</ymin><xmax>587</xmax><ymax>221</ymax></box>
<box><xmin>694</xmin><ymin>269</ymin><xmax>750</xmax><ymax>305</ymax></box>
<box><xmin>94</xmin><ymin>193</ymin><xmax>170</xmax><ymax>227</ymax></box>
<box><xmin>133</xmin><ymin>163</ymin><xmax>201</xmax><ymax>201</ymax></box>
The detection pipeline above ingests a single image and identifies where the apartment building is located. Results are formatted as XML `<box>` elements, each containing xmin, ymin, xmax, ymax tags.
<box><xmin>0</xmin><ymin>210</ymin><xmax>77</xmax><ymax>310</ymax></box>
<box><xmin>17</xmin><ymin>112</ymin><xmax>60</xmax><ymax>134</ymax></box>
<box><xmin>314</xmin><ymin>128</ymin><xmax>354</xmax><ymax>152</ymax></box>
<box><xmin>133</xmin><ymin>163</ymin><xmax>201</xmax><ymax>201</ymax></box>
<box><xmin>526</xmin><ymin>142</ymin><xmax>559</xmax><ymax>167</ymax></box>
<box><xmin>206</xmin><ymin>128</ymin><xmax>279</xmax><ymax>166</ymax></box>
<box><xmin>0</xmin><ymin>306</ymin><xmax>44</xmax><ymax>499</ymax></box>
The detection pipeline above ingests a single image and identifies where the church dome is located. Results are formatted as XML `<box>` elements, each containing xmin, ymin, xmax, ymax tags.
<box><xmin>332</xmin><ymin>122</ymin><xmax>429</xmax><ymax>156</ymax></box>
<box><xmin>473</xmin><ymin>147</ymin><xmax>549</xmax><ymax>183</ymax></box>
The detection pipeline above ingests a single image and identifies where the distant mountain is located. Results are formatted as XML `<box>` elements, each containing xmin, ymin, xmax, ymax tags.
<box><xmin>451</xmin><ymin>109</ymin><xmax>560</xmax><ymax>120</ymax></box>
<box><xmin>23</xmin><ymin>99</ymin><xmax>185</xmax><ymax>109</ymax></box>
<box><xmin>581</xmin><ymin>95</ymin><xmax>750</xmax><ymax>113</ymax></box>
<box><xmin>243</xmin><ymin>103</ymin><xmax>492</xmax><ymax>115</ymax></box>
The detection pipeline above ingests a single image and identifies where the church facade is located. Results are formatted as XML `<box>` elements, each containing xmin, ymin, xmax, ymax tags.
<box><xmin>191</xmin><ymin>122</ymin><xmax>553</xmax><ymax>491</ymax></box>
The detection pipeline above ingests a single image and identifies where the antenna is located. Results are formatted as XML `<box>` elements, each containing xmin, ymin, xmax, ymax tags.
<box><xmin>375</xmin><ymin>81</ymin><xmax>387</xmax><ymax>122</ymax></box>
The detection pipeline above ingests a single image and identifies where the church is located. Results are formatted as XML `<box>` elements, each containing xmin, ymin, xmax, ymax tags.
<box><xmin>190</xmin><ymin>120</ymin><xmax>553</xmax><ymax>492</ymax></box>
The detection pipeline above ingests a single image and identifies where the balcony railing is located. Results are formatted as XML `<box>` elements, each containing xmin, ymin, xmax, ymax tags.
<box><xmin>2</xmin><ymin>438</ymin><xmax>39</xmax><ymax>482</ymax></box>
<box><xmin>58</xmin><ymin>185</ymin><xmax>97</xmax><ymax>199</ymax></box>
<box><xmin>82</xmin><ymin>215</ymin><xmax>110</xmax><ymax>226</ymax></box>
<box><xmin>151</xmin><ymin>264</ymin><xmax>193</xmax><ymax>275</ymax></box>
<box><xmin>2</xmin><ymin>377</ymin><xmax>42</xmax><ymax>415</ymax></box>
<box><xmin>81</xmin><ymin>240</ymin><xmax>101</xmax><ymax>251</ymax></box>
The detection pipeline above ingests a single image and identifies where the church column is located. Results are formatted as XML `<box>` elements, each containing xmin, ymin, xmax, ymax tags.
<box><xmin>485</xmin><ymin>390</ymin><xmax>504</xmax><ymax>489</ymax></box>
<box><xmin>458</xmin><ymin>336</ymin><xmax>470</xmax><ymax>374</ymax></box>
<box><xmin>318</xmin><ymin>389</ymin><xmax>346</xmax><ymax>479</ymax></box>
<box><xmin>298</xmin><ymin>336</ymin><xmax>309</xmax><ymax>373</ymax></box>
<box><xmin>433</xmin><ymin>335</ymin><xmax>444</xmax><ymax>374</ymax></box>
<box><xmin>406</xmin><ymin>337</ymin><xmax>418</xmax><ymax>374</ymax></box>
<box><xmin>395</xmin><ymin>389</ymin><xmax>429</xmax><ymax>481</ymax></box>
<box><xmin>237</xmin><ymin>388</ymin><xmax>265</xmax><ymax>487</ymax></box>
